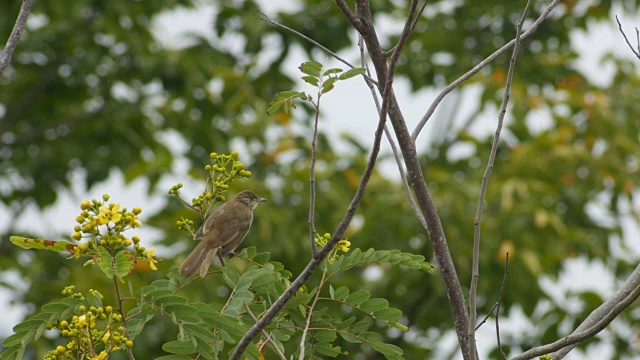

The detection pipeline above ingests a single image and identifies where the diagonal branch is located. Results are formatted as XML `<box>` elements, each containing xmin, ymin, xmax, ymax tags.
<box><xmin>511</xmin><ymin>264</ymin><xmax>640</xmax><ymax>360</ymax></box>
<box><xmin>229</xmin><ymin>2</ymin><xmax>419</xmax><ymax>358</ymax></box>
<box><xmin>411</xmin><ymin>0</ymin><xmax>561</xmax><ymax>142</ymax></box>
<box><xmin>243</xmin><ymin>303</ymin><xmax>286</xmax><ymax>360</ymax></box>
<box><xmin>615</xmin><ymin>15</ymin><xmax>640</xmax><ymax>60</ymax></box>
<box><xmin>468</xmin><ymin>2</ymin><xmax>532</xmax><ymax>359</ymax></box>
<box><xmin>0</xmin><ymin>0</ymin><xmax>34</xmax><ymax>75</ymax></box>
<box><xmin>254</xmin><ymin>5</ymin><xmax>377</xmax><ymax>85</ymax></box>
<box><xmin>340</xmin><ymin>0</ymin><xmax>472</xmax><ymax>357</ymax></box>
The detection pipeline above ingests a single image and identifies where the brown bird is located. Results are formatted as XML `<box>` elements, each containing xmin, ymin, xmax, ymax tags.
<box><xmin>179</xmin><ymin>190</ymin><xmax>267</xmax><ymax>278</ymax></box>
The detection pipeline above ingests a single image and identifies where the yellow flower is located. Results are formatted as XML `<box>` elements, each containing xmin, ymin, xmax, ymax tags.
<box><xmin>338</xmin><ymin>240</ymin><xmax>351</xmax><ymax>253</ymax></box>
<box><xmin>96</xmin><ymin>204</ymin><xmax>122</xmax><ymax>225</ymax></box>
<box><xmin>146</xmin><ymin>248</ymin><xmax>158</xmax><ymax>271</ymax></box>
<box><xmin>102</xmin><ymin>331</ymin><xmax>110</xmax><ymax>343</ymax></box>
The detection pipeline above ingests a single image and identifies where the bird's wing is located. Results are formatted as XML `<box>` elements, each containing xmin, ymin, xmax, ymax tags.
<box><xmin>219</xmin><ymin>218</ymin><xmax>252</xmax><ymax>255</ymax></box>
<box><xmin>200</xmin><ymin>201</ymin><xmax>230</xmax><ymax>237</ymax></box>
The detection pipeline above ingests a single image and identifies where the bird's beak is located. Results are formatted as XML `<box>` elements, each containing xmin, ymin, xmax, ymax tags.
<box><xmin>258</xmin><ymin>198</ymin><xmax>268</xmax><ymax>203</ymax></box>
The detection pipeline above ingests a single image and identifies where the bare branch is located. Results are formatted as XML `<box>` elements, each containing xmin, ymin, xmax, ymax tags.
<box><xmin>411</xmin><ymin>0</ymin><xmax>561</xmax><ymax>142</ymax></box>
<box><xmin>341</xmin><ymin>0</ymin><xmax>472</xmax><ymax>357</ymax></box>
<box><xmin>0</xmin><ymin>0</ymin><xmax>34</xmax><ymax>75</ymax></box>
<box><xmin>243</xmin><ymin>303</ymin><xmax>286</xmax><ymax>360</ymax></box>
<box><xmin>511</xmin><ymin>265</ymin><xmax>640</xmax><ymax>360</ymax></box>
<box><xmin>615</xmin><ymin>15</ymin><xmax>640</xmax><ymax>59</ymax></box>
<box><xmin>468</xmin><ymin>2</ymin><xmax>531</xmax><ymax>359</ymax></box>
<box><xmin>299</xmin><ymin>270</ymin><xmax>326</xmax><ymax>359</ymax></box>
<box><xmin>546</xmin><ymin>263</ymin><xmax>640</xmax><ymax>359</ymax></box>
<box><xmin>496</xmin><ymin>253</ymin><xmax>510</xmax><ymax>360</ymax></box>
<box><xmin>255</xmin><ymin>5</ymin><xmax>376</xmax><ymax>85</ymax></box>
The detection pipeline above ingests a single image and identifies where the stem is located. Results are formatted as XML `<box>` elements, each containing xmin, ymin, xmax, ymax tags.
<box><xmin>112</xmin><ymin>274</ymin><xmax>135</xmax><ymax>360</ymax></box>
<box><xmin>299</xmin><ymin>268</ymin><xmax>327</xmax><ymax>359</ymax></box>
<box><xmin>467</xmin><ymin>2</ymin><xmax>531</xmax><ymax>358</ymax></box>
<box><xmin>243</xmin><ymin>303</ymin><xmax>286</xmax><ymax>360</ymax></box>
<box><xmin>309</xmin><ymin>99</ymin><xmax>321</xmax><ymax>256</ymax></box>
<box><xmin>0</xmin><ymin>0</ymin><xmax>33</xmax><ymax>75</ymax></box>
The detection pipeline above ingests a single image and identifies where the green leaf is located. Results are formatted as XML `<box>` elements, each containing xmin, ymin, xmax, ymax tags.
<box><xmin>253</xmin><ymin>252</ymin><xmax>270</xmax><ymax>264</ymax></box>
<box><xmin>200</xmin><ymin>314</ymin><xmax>247</xmax><ymax>338</ymax></box>
<box><xmin>154</xmin><ymin>356</ymin><xmax>193</xmax><ymax>360</ymax></box>
<box><xmin>10</xmin><ymin>236</ymin><xmax>76</xmax><ymax>253</ymax></box>
<box><xmin>338</xmin><ymin>67</ymin><xmax>366</xmax><ymax>80</ymax></box>
<box><xmin>85</xmin><ymin>293</ymin><xmax>103</xmax><ymax>308</ymax></box>
<box><xmin>332</xmin><ymin>286</ymin><xmax>349</xmax><ymax>301</ymax></box>
<box><xmin>339</xmin><ymin>331</ymin><xmax>363</xmax><ymax>343</ymax></box>
<box><xmin>299</xmin><ymin>61</ymin><xmax>322</xmax><ymax>77</ymax></box>
<box><xmin>96</xmin><ymin>247</ymin><xmax>115</xmax><ymax>279</ymax></box>
<box><xmin>267</xmin><ymin>100</ymin><xmax>284</xmax><ymax>115</ymax></box>
<box><xmin>115</xmin><ymin>250</ymin><xmax>135</xmax><ymax>279</ymax></box>
<box><xmin>222</xmin><ymin>266</ymin><xmax>240</xmax><ymax>288</ymax></box>
<box><xmin>314</xmin><ymin>342</ymin><xmax>342</xmax><ymax>357</ymax></box>
<box><xmin>302</xmin><ymin>75</ymin><xmax>319</xmax><ymax>86</ymax></box>
<box><xmin>360</xmin><ymin>298</ymin><xmax>389</xmax><ymax>313</ymax></box>
<box><xmin>391</xmin><ymin>321</ymin><xmax>409</xmax><ymax>332</ymax></box>
<box><xmin>373</xmin><ymin>308</ymin><xmax>402</xmax><ymax>321</ymax></box>
<box><xmin>370</xmin><ymin>340</ymin><xmax>404</xmax><ymax>360</ymax></box>
<box><xmin>349</xmin><ymin>321</ymin><xmax>370</xmax><ymax>334</ymax></box>
<box><xmin>313</xmin><ymin>330</ymin><xmax>337</xmax><ymax>343</ymax></box>
<box><xmin>324</xmin><ymin>68</ymin><xmax>343</xmax><ymax>75</ymax></box>
<box><xmin>345</xmin><ymin>290</ymin><xmax>370</xmax><ymax>306</ymax></box>
<box><xmin>162</xmin><ymin>339</ymin><xmax>196</xmax><ymax>354</ymax></box>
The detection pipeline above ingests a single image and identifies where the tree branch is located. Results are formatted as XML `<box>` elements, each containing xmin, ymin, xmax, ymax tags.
<box><xmin>0</xmin><ymin>0</ymin><xmax>34</xmax><ymax>75</ymax></box>
<box><xmin>229</xmin><ymin>1</ymin><xmax>417</xmax><ymax>357</ymax></box>
<box><xmin>468</xmin><ymin>2</ymin><xmax>531</xmax><ymax>359</ymax></box>
<box><xmin>411</xmin><ymin>0</ymin><xmax>561</xmax><ymax>142</ymax></box>
<box><xmin>511</xmin><ymin>265</ymin><xmax>640</xmax><ymax>360</ymax></box>
<box><xmin>339</xmin><ymin>0</ymin><xmax>472</xmax><ymax>357</ymax></box>
<box><xmin>615</xmin><ymin>15</ymin><xmax>640</xmax><ymax>60</ymax></box>
<box><xmin>254</xmin><ymin>5</ymin><xmax>376</xmax><ymax>85</ymax></box>
<box><xmin>242</xmin><ymin>303</ymin><xmax>286</xmax><ymax>360</ymax></box>
<box><xmin>496</xmin><ymin>253</ymin><xmax>510</xmax><ymax>360</ymax></box>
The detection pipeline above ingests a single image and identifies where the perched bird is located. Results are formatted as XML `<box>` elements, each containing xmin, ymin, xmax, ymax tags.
<box><xmin>179</xmin><ymin>190</ymin><xmax>267</xmax><ymax>278</ymax></box>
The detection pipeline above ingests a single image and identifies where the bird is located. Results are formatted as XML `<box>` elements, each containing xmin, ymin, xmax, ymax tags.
<box><xmin>179</xmin><ymin>190</ymin><xmax>267</xmax><ymax>278</ymax></box>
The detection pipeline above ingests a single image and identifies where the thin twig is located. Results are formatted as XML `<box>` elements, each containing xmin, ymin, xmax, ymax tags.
<box><xmin>356</xmin><ymin>13</ymin><xmax>428</xmax><ymax>231</ymax></box>
<box><xmin>243</xmin><ymin>303</ymin><xmax>286</xmax><ymax>360</ymax></box>
<box><xmin>411</xmin><ymin>0</ymin><xmax>561</xmax><ymax>142</ymax></box>
<box><xmin>468</xmin><ymin>2</ymin><xmax>531</xmax><ymax>359</ymax></box>
<box><xmin>511</xmin><ymin>281</ymin><xmax>640</xmax><ymax>360</ymax></box>
<box><xmin>475</xmin><ymin>302</ymin><xmax>499</xmax><ymax>331</ymax></box>
<box><xmin>309</xmin><ymin>97</ymin><xmax>321</xmax><ymax>257</ymax></box>
<box><xmin>615</xmin><ymin>15</ymin><xmax>640</xmax><ymax>59</ymax></box>
<box><xmin>0</xmin><ymin>0</ymin><xmax>33</xmax><ymax>75</ymax></box>
<box><xmin>254</xmin><ymin>5</ymin><xmax>377</xmax><ymax>85</ymax></box>
<box><xmin>299</xmin><ymin>269</ymin><xmax>326</xmax><ymax>359</ymax></box>
<box><xmin>496</xmin><ymin>253</ymin><xmax>510</xmax><ymax>360</ymax></box>
<box><xmin>113</xmin><ymin>275</ymin><xmax>136</xmax><ymax>360</ymax></box>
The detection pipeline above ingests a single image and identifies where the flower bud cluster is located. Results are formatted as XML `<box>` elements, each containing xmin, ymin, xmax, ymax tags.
<box><xmin>45</xmin><ymin>289</ymin><xmax>132</xmax><ymax>360</ymax></box>
<box><xmin>315</xmin><ymin>232</ymin><xmax>352</xmax><ymax>263</ymax></box>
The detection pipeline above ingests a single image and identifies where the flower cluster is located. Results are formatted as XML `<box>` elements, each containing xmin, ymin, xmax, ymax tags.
<box><xmin>67</xmin><ymin>194</ymin><xmax>158</xmax><ymax>272</ymax></box>
<box><xmin>44</xmin><ymin>289</ymin><xmax>132</xmax><ymax>360</ymax></box>
<box><xmin>315</xmin><ymin>232</ymin><xmax>351</xmax><ymax>263</ymax></box>
<box><xmin>169</xmin><ymin>151</ymin><xmax>253</xmax><ymax>236</ymax></box>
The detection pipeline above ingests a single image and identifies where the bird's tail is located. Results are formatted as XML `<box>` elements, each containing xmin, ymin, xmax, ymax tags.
<box><xmin>179</xmin><ymin>240</ymin><xmax>219</xmax><ymax>278</ymax></box>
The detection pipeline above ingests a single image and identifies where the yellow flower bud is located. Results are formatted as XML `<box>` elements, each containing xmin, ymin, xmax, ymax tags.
<box><xmin>72</xmin><ymin>232</ymin><xmax>82</xmax><ymax>241</ymax></box>
<box><xmin>231</xmin><ymin>151</ymin><xmax>239</xmax><ymax>158</ymax></box>
<box><xmin>55</xmin><ymin>345</ymin><xmax>66</xmax><ymax>355</ymax></box>
<box><xmin>75</xmin><ymin>216</ymin><xmax>85</xmax><ymax>224</ymax></box>
<box><xmin>80</xmin><ymin>200</ymin><xmax>91</xmax><ymax>210</ymax></box>
<box><xmin>124</xmin><ymin>239</ymin><xmax>132</xmax><ymax>247</ymax></box>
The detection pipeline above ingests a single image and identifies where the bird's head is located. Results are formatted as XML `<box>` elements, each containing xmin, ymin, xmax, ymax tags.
<box><xmin>235</xmin><ymin>190</ymin><xmax>267</xmax><ymax>209</ymax></box>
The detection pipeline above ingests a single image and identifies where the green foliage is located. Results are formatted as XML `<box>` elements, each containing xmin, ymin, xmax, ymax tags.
<box><xmin>2</xmin><ymin>0</ymin><xmax>640</xmax><ymax>358</ymax></box>
<box><xmin>267</xmin><ymin>60</ymin><xmax>365</xmax><ymax>114</ymax></box>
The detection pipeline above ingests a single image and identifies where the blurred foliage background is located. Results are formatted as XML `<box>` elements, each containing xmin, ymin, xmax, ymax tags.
<box><xmin>1</xmin><ymin>0</ymin><xmax>640</xmax><ymax>358</ymax></box>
